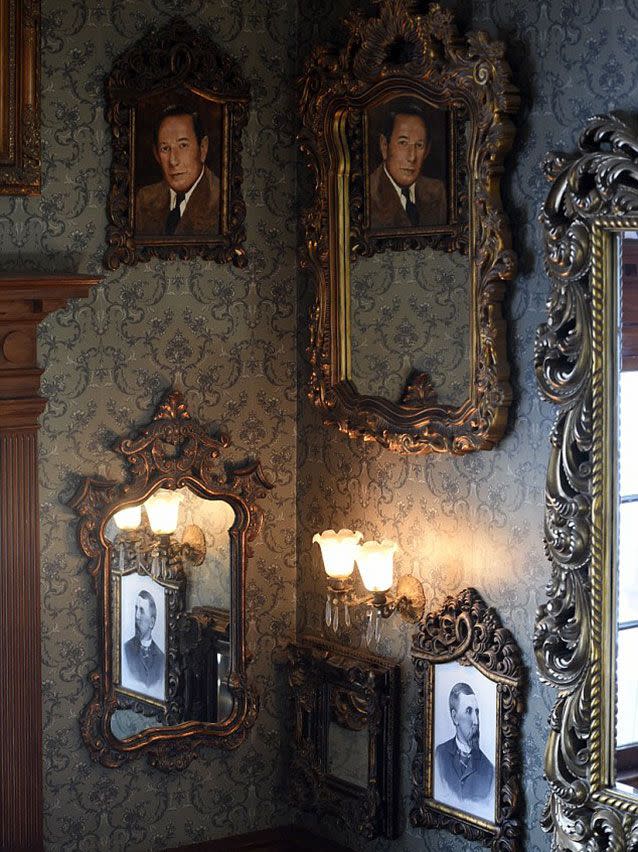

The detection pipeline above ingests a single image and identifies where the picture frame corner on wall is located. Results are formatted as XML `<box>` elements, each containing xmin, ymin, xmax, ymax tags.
<box><xmin>0</xmin><ymin>0</ymin><xmax>41</xmax><ymax>196</ymax></box>
<box><xmin>104</xmin><ymin>17</ymin><xmax>250</xmax><ymax>269</ymax></box>
<box><xmin>299</xmin><ymin>0</ymin><xmax>518</xmax><ymax>457</ymax></box>
<box><xmin>286</xmin><ymin>635</ymin><xmax>401</xmax><ymax>841</ymax></box>
<box><xmin>410</xmin><ymin>588</ymin><xmax>524</xmax><ymax>850</ymax></box>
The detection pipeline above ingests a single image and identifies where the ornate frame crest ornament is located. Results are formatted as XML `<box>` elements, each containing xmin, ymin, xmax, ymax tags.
<box><xmin>299</xmin><ymin>0</ymin><xmax>518</xmax><ymax>455</ymax></box>
<box><xmin>104</xmin><ymin>17</ymin><xmax>249</xmax><ymax>269</ymax></box>
<box><xmin>69</xmin><ymin>389</ymin><xmax>272</xmax><ymax>770</ymax></box>
<box><xmin>287</xmin><ymin>636</ymin><xmax>400</xmax><ymax>840</ymax></box>
<box><xmin>535</xmin><ymin>114</ymin><xmax>638</xmax><ymax>849</ymax></box>
<box><xmin>411</xmin><ymin>588</ymin><xmax>524</xmax><ymax>850</ymax></box>
<box><xmin>0</xmin><ymin>0</ymin><xmax>40</xmax><ymax>194</ymax></box>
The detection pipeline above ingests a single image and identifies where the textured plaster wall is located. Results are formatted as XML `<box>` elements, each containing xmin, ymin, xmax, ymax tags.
<box><xmin>296</xmin><ymin>1</ymin><xmax>638</xmax><ymax>851</ymax></box>
<box><xmin>0</xmin><ymin>1</ymin><xmax>297</xmax><ymax>849</ymax></box>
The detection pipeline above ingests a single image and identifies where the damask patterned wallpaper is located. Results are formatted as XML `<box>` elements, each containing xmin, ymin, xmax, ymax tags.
<box><xmin>296</xmin><ymin>1</ymin><xmax>638</xmax><ymax>851</ymax></box>
<box><xmin>4</xmin><ymin>0</ymin><xmax>636</xmax><ymax>849</ymax></box>
<box><xmin>0</xmin><ymin>1</ymin><xmax>297</xmax><ymax>849</ymax></box>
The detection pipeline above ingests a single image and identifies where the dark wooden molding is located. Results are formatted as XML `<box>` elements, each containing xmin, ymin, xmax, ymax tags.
<box><xmin>0</xmin><ymin>272</ymin><xmax>100</xmax><ymax>850</ymax></box>
<box><xmin>165</xmin><ymin>826</ymin><xmax>354</xmax><ymax>851</ymax></box>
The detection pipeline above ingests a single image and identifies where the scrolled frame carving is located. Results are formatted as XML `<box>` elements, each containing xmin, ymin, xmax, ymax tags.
<box><xmin>411</xmin><ymin>588</ymin><xmax>524</xmax><ymax>851</ymax></box>
<box><xmin>535</xmin><ymin>113</ymin><xmax>638</xmax><ymax>849</ymax></box>
<box><xmin>299</xmin><ymin>0</ymin><xmax>519</xmax><ymax>455</ymax></box>
<box><xmin>69</xmin><ymin>389</ymin><xmax>272</xmax><ymax>770</ymax></box>
<box><xmin>286</xmin><ymin>635</ymin><xmax>400</xmax><ymax>840</ymax></box>
<box><xmin>0</xmin><ymin>0</ymin><xmax>40</xmax><ymax>194</ymax></box>
<box><xmin>104</xmin><ymin>17</ymin><xmax>249</xmax><ymax>269</ymax></box>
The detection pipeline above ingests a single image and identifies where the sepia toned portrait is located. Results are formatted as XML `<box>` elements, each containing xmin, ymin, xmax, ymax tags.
<box><xmin>133</xmin><ymin>92</ymin><xmax>223</xmax><ymax>240</ymax></box>
<box><xmin>365</xmin><ymin>96</ymin><xmax>450</xmax><ymax>234</ymax></box>
<box><xmin>432</xmin><ymin>660</ymin><xmax>497</xmax><ymax>824</ymax></box>
<box><xmin>119</xmin><ymin>572</ymin><xmax>167</xmax><ymax>703</ymax></box>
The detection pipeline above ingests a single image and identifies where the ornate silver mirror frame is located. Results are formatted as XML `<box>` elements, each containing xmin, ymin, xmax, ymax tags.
<box><xmin>535</xmin><ymin>113</ymin><xmax>638</xmax><ymax>848</ymax></box>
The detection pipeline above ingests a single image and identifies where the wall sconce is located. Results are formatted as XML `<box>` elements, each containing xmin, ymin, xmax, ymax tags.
<box><xmin>313</xmin><ymin>529</ymin><xmax>425</xmax><ymax>645</ymax></box>
<box><xmin>113</xmin><ymin>489</ymin><xmax>206</xmax><ymax>581</ymax></box>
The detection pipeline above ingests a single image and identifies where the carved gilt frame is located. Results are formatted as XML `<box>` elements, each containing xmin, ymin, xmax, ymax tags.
<box><xmin>287</xmin><ymin>635</ymin><xmax>400</xmax><ymax>840</ymax></box>
<box><xmin>104</xmin><ymin>18</ymin><xmax>249</xmax><ymax>269</ymax></box>
<box><xmin>299</xmin><ymin>0</ymin><xmax>519</xmax><ymax>455</ymax></box>
<box><xmin>411</xmin><ymin>588</ymin><xmax>524</xmax><ymax>851</ymax></box>
<box><xmin>69</xmin><ymin>389</ymin><xmax>272</xmax><ymax>770</ymax></box>
<box><xmin>535</xmin><ymin>114</ymin><xmax>638</xmax><ymax>849</ymax></box>
<box><xmin>0</xmin><ymin>0</ymin><xmax>40</xmax><ymax>194</ymax></box>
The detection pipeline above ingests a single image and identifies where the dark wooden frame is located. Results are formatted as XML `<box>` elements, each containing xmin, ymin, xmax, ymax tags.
<box><xmin>104</xmin><ymin>17</ymin><xmax>249</xmax><ymax>269</ymax></box>
<box><xmin>287</xmin><ymin>636</ymin><xmax>400</xmax><ymax>840</ymax></box>
<box><xmin>0</xmin><ymin>0</ymin><xmax>40</xmax><ymax>194</ymax></box>
<box><xmin>534</xmin><ymin>114</ymin><xmax>638</xmax><ymax>849</ymax></box>
<box><xmin>411</xmin><ymin>588</ymin><xmax>524</xmax><ymax>851</ymax></box>
<box><xmin>299</xmin><ymin>0</ymin><xmax>519</xmax><ymax>455</ymax></box>
<box><xmin>69</xmin><ymin>388</ymin><xmax>272</xmax><ymax>770</ymax></box>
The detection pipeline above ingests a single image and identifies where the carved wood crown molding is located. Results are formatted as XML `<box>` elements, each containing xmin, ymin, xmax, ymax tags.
<box><xmin>0</xmin><ymin>273</ymin><xmax>101</xmax><ymax>427</ymax></box>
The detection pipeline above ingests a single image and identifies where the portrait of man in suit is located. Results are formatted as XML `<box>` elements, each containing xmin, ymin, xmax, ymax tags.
<box><xmin>368</xmin><ymin>100</ymin><xmax>447</xmax><ymax>231</ymax></box>
<box><xmin>434</xmin><ymin>681</ymin><xmax>494</xmax><ymax>807</ymax></box>
<box><xmin>134</xmin><ymin>104</ymin><xmax>220</xmax><ymax>238</ymax></box>
<box><xmin>122</xmin><ymin>589</ymin><xmax>166</xmax><ymax>695</ymax></box>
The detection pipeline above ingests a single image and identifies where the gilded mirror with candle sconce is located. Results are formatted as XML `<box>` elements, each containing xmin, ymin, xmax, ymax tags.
<box><xmin>299</xmin><ymin>0</ymin><xmax>518</xmax><ymax>455</ymax></box>
<box><xmin>70</xmin><ymin>389</ymin><xmax>272</xmax><ymax>770</ymax></box>
<box><xmin>535</xmin><ymin>113</ymin><xmax>638</xmax><ymax>848</ymax></box>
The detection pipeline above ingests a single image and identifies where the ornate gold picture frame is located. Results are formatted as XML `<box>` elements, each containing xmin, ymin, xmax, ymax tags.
<box><xmin>411</xmin><ymin>589</ymin><xmax>524</xmax><ymax>850</ymax></box>
<box><xmin>299</xmin><ymin>0</ymin><xmax>518</xmax><ymax>455</ymax></box>
<box><xmin>535</xmin><ymin>114</ymin><xmax>638</xmax><ymax>849</ymax></box>
<box><xmin>70</xmin><ymin>389</ymin><xmax>272</xmax><ymax>770</ymax></box>
<box><xmin>0</xmin><ymin>0</ymin><xmax>40</xmax><ymax>194</ymax></box>
<box><xmin>104</xmin><ymin>18</ymin><xmax>249</xmax><ymax>269</ymax></box>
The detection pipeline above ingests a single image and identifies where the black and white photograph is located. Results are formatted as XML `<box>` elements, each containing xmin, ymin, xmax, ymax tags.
<box><xmin>432</xmin><ymin>660</ymin><xmax>497</xmax><ymax>823</ymax></box>
<box><xmin>119</xmin><ymin>572</ymin><xmax>167</xmax><ymax>703</ymax></box>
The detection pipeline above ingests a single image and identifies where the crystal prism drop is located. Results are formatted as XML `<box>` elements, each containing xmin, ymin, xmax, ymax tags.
<box><xmin>333</xmin><ymin>604</ymin><xmax>339</xmax><ymax>632</ymax></box>
<box><xmin>365</xmin><ymin>608</ymin><xmax>374</xmax><ymax>646</ymax></box>
<box><xmin>375</xmin><ymin>609</ymin><xmax>382</xmax><ymax>642</ymax></box>
<box><xmin>344</xmin><ymin>603</ymin><xmax>351</xmax><ymax>627</ymax></box>
<box><xmin>325</xmin><ymin>596</ymin><xmax>332</xmax><ymax>627</ymax></box>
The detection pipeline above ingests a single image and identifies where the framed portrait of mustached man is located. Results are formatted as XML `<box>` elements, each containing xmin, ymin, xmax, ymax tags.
<box><xmin>411</xmin><ymin>589</ymin><xmax>524</xmax><ymax>851</ymax></box>
<box><xmin>105</xmin><ymin>17</ymin><xmax>249</xmax><ymax>269</ymax></box>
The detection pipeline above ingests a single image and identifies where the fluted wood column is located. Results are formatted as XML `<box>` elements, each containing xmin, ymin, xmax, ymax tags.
<box><xmin>0</xmin><ymin>274</ymin><xmax>99</xmax><ymax>851</ymax></box>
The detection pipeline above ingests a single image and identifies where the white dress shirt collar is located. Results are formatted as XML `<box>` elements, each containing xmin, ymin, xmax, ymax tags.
<box><xmin>383</xmin><ymin>164</ymin><xmax>416</xmax><ymax>208</ymax></box>
<box><xmin>169</xmin><ymin>165</ymin><xmax>205</xmax><ymax>214</ymax></box>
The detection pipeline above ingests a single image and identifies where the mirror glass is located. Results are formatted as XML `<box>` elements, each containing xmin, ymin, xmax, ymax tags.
<box><xmin>615</xmin><ymin>232</ymin><xmax>638</xmax><ymax>790</ymax></box>
<box><xmin>105</xmin><ymin>487</ymin><xmax>234</xmax><ymax>741</ymax></box>
<box><xmin>327</xmin><ymin>719</ymin><xmax>369</xmax><ymax>788</ymax></box>
<box><xmin>350</xmin><ymin>246</ymin><xmax>470</xmax><ymax>405</ymax></box>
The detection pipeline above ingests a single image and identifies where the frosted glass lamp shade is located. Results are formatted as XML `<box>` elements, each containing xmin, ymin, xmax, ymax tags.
<box><xmin>312</xmin><ymin>528</ymin><xmax>363</xmax><ymax>579</ymax></box>
<box><xmin>113</xmin><ymin>504</ymin><xmax>142</xmax><ymax>531</ymax></box>
<box><xmin>144</xmin><ymin>489</ymin><xmax>183</xmax><ymax>535</ymax></box>
<box><xmin>356</xmin><ymin>539</ymin><xmax>397</xmax><ymax>593</ymax></box>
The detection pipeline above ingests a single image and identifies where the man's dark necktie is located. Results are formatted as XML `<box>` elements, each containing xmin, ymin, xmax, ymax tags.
<box><xmin>165</xmin><ymin>192</ymin><xmax>185</xmax><ymax>235</ymax></box>
<box><xmin>401</xmin><ymin>187</ymin><xmax>419</xmax><ymax>226</ymax></box>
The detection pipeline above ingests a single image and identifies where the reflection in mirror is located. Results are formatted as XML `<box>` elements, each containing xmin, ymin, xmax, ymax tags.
<box><xmin>617</xmin><ymin>232</ymin><xmax>638</xmax><ymax>791</ymax></box>
<box><xmin>327</xmin><ymin>719</ymin><xmax>369</xmax><ymax>788</ymax></box>
<box><xmin>350</xmin><ymin>248</ymin><xmax>469</xmax><ymax>405</ymax></box>
<box><xmin>105</xmin><ymin>489</ymin><xmax>234</xmax><ymax>742</ymax></box>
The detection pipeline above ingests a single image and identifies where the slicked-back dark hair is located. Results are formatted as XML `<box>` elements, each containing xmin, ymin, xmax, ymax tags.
<box><xmin>380</xmin><ymin>100</ymin><xmax>429</xmax><ymax>143</ymax></box>
<box><xmin>448</xmin><ymin>682</ymin><xmax>475</xmax><ymax>716</ymax></box>
<box><xmin>153</xmin><ymin>105</ymin><xmax>206</xmax><ymax>146</ymax></box>
<box><xmin>137</xmin><ymin>589</ymin><xmax>157</xmax><ymax>622</ymax></box>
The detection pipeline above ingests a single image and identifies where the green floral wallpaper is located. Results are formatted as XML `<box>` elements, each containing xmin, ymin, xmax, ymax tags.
<box><xmin>296</xmin><ymin>1</ymin><xmax>638</xmax><ymax>851</ymax></box>
<box><xmin>0</xmin><ymin>1</ymin><xmax>297</xmax><ymax>849</ymax></box>
<box><xmin>3</xmin><ymin>0</ymin><xmax>637</xmax><ymax>848</ymax></box>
